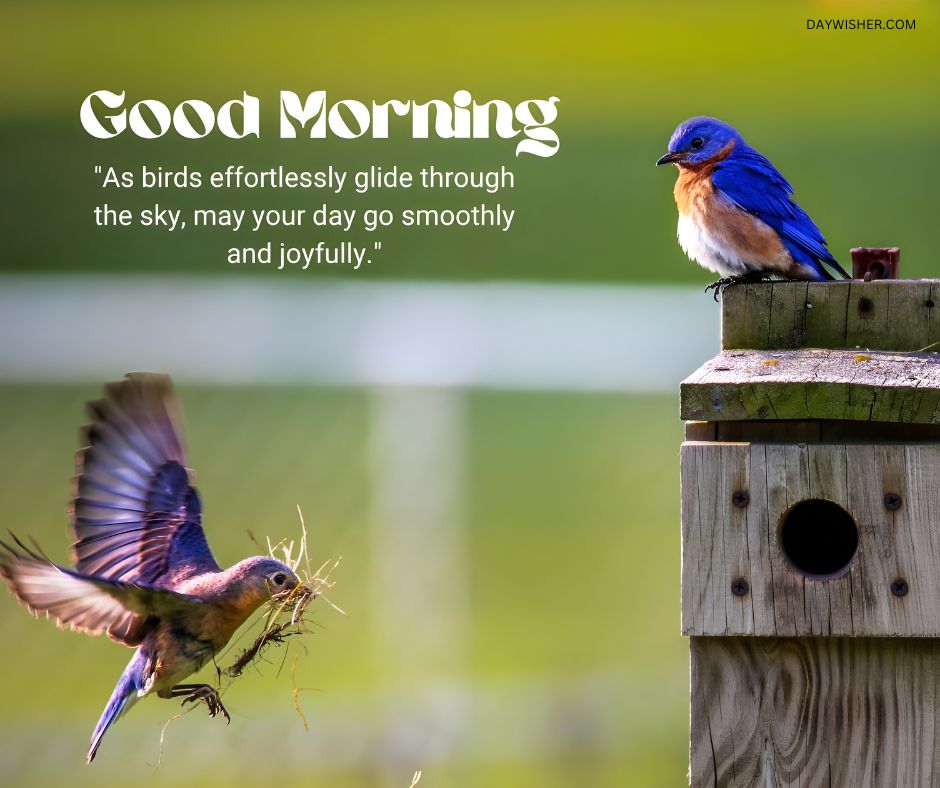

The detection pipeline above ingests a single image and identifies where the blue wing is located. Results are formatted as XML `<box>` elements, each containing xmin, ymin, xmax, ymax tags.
<box><xmin>70</xmin><ymin>373</ymin><xmax>220</xmax><ymax>590</ymax></box>
<box><xmin>712</xmin><ymin>148</ymin><xmax>849</xmax><ymax>280</ymax></box>
<box><xmin>0</xmin><ymin>536</ymin><xmax>203</xmax><ymax>646</ymax></box>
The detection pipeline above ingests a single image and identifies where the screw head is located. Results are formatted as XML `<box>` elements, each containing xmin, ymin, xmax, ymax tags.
<box><xmin>731</xmin><ymin>578</ymin><xmax>750</xmax><ymax>597</ymax></box>
<box><xmin>884</xmin><ymin>492</ymin><xmax>903</xmax><ymax>511</ymax></box>
<box><xmin>891</xmin><ymin>578</ymin><xmax>909</xmax><ymax>597</ymax></box>
<box><xmin>732</xmin><ymin>490</ymin><xmax>750</xmax><ymax>508</ymax></box>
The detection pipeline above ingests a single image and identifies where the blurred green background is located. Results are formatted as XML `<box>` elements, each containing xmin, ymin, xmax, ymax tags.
<box><xmin>0</xmin><ymin>1</ymin><xmax>937</xmax><ymax>786</ymax></box>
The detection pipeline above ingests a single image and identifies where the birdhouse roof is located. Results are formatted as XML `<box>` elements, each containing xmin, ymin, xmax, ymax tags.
<box><xmin>681</xmin><ymin>280</ymin><xmax>940</xmax><ymax>425</ymax></box>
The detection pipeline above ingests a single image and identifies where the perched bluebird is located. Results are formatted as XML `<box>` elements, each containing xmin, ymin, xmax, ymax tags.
<box><xmin>657</xmin><ymin>117</ymin><xmax>848</xmax><ymax>293</ymax></box>
<box><xmin>0</xmin><ymin>374</ymin><xmax>306</xmax><ymax>763</ymax></box>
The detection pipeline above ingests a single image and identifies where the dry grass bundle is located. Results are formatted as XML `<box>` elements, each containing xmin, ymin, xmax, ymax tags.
<box><xmin>223</xmin><ymin>505</ymin><xmax>344</xmax><ymax>680</ymax></box>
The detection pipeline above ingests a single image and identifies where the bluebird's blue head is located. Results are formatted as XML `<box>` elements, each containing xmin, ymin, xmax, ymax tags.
<box><xmin>222</xmin><ymin>555</ymin><xmax>305</xmax><ymax>606</ymax></box>
<box><xmin>656</xmin><ymin>116</ymin><xmax>743</xmax><ymax>167</ymax></box>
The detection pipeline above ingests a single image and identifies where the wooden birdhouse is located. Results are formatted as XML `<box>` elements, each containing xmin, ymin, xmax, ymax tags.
<box><xmin>680</xmin><ymin>259</ymin><xmax>940</xmax><ymax>786</ymax></box>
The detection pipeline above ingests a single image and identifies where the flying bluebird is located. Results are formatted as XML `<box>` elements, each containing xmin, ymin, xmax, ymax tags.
<box><xmin>657</xmin><ymin>116</ymin><xmax>848</xmax><ymax>293</ymax></box>
<box><xmin>0</xmin><ymin>373</ymin><xmax>306</xmax><ymax>763</ymax></box>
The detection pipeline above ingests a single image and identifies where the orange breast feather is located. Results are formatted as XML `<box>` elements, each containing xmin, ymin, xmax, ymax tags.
<box><xmin>674</xmin><ymin>163</ymin><xmax>790</xmax><ymax>268</ymax></box>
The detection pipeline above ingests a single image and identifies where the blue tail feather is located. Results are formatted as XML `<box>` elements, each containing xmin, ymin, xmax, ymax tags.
<box><xmin>87</xmin><ymin>649</ymin><xmax>148</xmax><ymax>763</ymax></box>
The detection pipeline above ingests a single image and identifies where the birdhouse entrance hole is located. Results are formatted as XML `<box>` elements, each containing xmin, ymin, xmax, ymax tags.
<box><xmin>779</xmin><ymin>499</ymin><xmax>858</xmax><ymax>579</ymax></box>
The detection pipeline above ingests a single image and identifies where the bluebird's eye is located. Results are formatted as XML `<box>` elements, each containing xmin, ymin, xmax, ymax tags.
<box><xmin>690</xmin><ymin>137</ymin><xmax>705</xmax><ymax>150</ymax></box>
<box><xmin>272</xmin><ymin>573</ymin><xmax>287</xmax><ymax>586</ymax></box>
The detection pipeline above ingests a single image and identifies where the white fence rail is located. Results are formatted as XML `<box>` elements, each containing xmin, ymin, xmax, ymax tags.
<box><xmin>0</xmin><ymin>277</ymin><xmax>718</xmax><ymax>391</ymax></box>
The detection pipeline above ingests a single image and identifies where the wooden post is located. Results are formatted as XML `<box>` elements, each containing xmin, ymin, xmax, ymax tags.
<box><xmin>680</xmin><ymin>276</ymin><xmax>940</xmax><ymax>786</ymax></box>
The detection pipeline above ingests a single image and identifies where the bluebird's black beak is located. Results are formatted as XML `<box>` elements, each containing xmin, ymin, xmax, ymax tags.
<box><xmin>656</xmin><ymin>151</ymin><xmax>684</xmax><ymax>166</ymax></box>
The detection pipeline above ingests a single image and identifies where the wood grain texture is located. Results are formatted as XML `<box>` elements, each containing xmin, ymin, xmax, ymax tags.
<box><xmin>680</xmin><ymin>349</ymin><xmax>940</xmax><ymax>424</ymax></box>
<box><xmin>721</xmin><ymin>280</ymin><xmax>940</xmax><ymax>352</ymax></box>
<box><xmin>690</xmin><ymin>637</ymin><xmax>940</xmax><ymax>787</ymax></box>
<box><xmin>681</xmin><ymin>442</ymin><xmax>940</xmax><ymax>636</ymax></box>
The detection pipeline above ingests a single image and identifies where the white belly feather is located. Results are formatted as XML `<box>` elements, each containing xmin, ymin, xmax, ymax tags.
<box><xmin>676</xmin><ymin>213</ymin><xmax>752</xmax><ymax>278</ymax></box>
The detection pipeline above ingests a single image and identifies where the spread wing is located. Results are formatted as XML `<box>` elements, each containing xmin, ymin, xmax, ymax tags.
<box><xmin>0</xmin><ymin>538</ymin><xmax>203</xmax><ymax>645</ymax></box>
<box><xmin>70</xmin><ymin>373</ymin><xmax>220</xmax><ymax>590</ymax></box>
<box><xmin>713</xmin><ymin>149</ymin><xmax>849</xmax><ymax>280</ymax></box>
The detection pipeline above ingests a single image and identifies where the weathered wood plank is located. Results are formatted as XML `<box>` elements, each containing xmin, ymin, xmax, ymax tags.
<box><xmin>681</xmin><ymin>443</ymin><xmax>754</xmax><ymax>634</ymax></box>
<box><xmin>690</xmin><ymin>637</ymin><xmax>940</xmax><ymax>787</ymax></box>
<box><xmin>681</xmin><ymin>442</ymin><xmax>940</xmax><ymax>636</ymax></box>
<box><xmin>680</xmin><ymin>348</ymin><xmax>940</xmax><ymax>424</ymax></box>
<box><xmin>721</xmin><ymin>280</ymin><xmax>940</xmax><ymax>352</ymax></box>
<box><xmin>930</xmin><ymin>280</ymin><xmax>940</xmax><ymax>351</ymax></box>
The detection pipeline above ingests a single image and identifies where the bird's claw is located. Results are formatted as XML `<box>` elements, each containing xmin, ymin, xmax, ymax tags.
<box><xmin>705</xmin><ymin>274</ymin><xmax>772</xmax><ymax>302</ymax></box>
<box><xmin>705</xmin><ymin>277</ymin><xmax>738</xmax><ymax>302</ymax></box>
<box><xmin>181</xmin><ymin>685</ymin><xmax>231</xmax><ymax>724</ymax></box>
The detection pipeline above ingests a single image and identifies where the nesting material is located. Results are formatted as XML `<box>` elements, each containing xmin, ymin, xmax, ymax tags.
<box><xmin>223</xmin><ymin>507</ymin><xmax>343</xmax><ymax>680</ymax></box>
